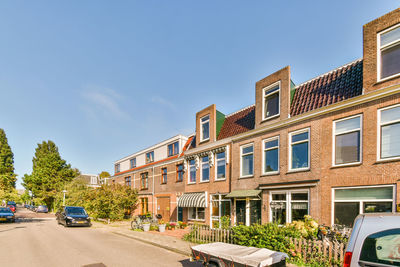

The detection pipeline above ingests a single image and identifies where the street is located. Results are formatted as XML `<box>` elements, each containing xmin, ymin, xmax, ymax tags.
<box><xmin>0</xmin><ymin>208</ymin><xmax>198</xmax><ymax>267</ymax></box>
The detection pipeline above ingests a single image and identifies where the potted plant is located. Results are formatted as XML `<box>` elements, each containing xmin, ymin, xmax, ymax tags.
<box><xmin>169</xmin><ymin>222</ymin><xmax>177</xmax><ymax>230</ymax></box>
<box><xmin>142</xmin><ymin>222</ymin><xmax>150</xmax><ymax>232</ymax></box>
<box><xmin>158</xmin><ymin>220</ymin><xmax>166</xmax><ymax>232</ymax></box>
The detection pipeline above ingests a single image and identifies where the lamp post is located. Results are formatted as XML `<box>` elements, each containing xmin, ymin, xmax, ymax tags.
<box><xmin>62</xmin><ymin>190</ymin><xmax>67</xmax><ymax>206</ymax></box>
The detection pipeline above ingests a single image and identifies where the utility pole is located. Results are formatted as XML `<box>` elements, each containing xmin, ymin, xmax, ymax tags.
<box><xmin>63</xmin><ymin>190</ymin><xmax>67</xmax><ymax>206</ymax></box>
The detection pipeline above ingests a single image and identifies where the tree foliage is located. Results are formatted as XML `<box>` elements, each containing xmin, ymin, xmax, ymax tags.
<box><xmin>99</xmin><ymin>171</ymin><xmax>110</xmax><ymax>179</ymax></box>
<box><xmin>0</xmin><ymin>129</ymin><xmax>17</xmax><ymax>192</ymax></box>
<box><xmin>54</xmin><ymin>180</ymin><xmax>138</xmax><ymax>221</ymax></box>
<box><xmin>22</xmin><ymin>140</ymin><xmax>79</xmax><ymax>210</ymax></box>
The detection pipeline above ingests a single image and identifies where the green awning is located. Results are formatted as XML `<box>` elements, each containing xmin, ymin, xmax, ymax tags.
<box><xmin>225</xmin><ymin>190</ymin><xmax>261</xmax><ymax>198</ymax></box>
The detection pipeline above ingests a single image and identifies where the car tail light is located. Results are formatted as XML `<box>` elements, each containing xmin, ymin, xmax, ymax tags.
<box><xmin>343</xmin><ymin>251</ymin><xmax>352</xmax><ymax>267</ymax></box>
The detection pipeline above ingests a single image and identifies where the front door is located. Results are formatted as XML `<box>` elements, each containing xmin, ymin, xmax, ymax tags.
<box><xmin>235</xmin><ymin>200</ymin><xmax>246</xmax><ymax>225</ymax></box>
<box><xmin>178</xmin><ymin>207</ymin><xmax>183</xmax><ymax>222</ymax></box>
<box><xmin>250</xmin><ymin>200</ymin><xmax>261</xmax><ymax>225</ymax></box>
<box><xmin>157</xmin><ymin>197</ymin><xmax>170</xmax><ymax>222</ymax></box>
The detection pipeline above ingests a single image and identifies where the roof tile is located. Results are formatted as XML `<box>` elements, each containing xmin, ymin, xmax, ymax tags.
<box><xmin>217</xmin><ymin>105</ymin><xmax>255</xmax><ymax>140</ymax></box>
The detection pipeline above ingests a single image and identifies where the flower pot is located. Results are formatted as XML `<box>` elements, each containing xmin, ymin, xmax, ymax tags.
<box><xmin>143</xmin><ymin>224</ymin><xmax>150</xmax><ymax>232</ymax></box>
<box><xmin>158</xmin><ymin>224</ymin><xmax>166</xmax><ymax>232</ymax></box>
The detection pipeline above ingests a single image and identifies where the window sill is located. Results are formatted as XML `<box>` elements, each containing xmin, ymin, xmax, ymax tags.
<box><xmin>199</xmin><ymin>180</ymin><xmax>210</xmax><ymax>184</ymax></box>
<box><xmin>214</xmin><ymin>178</ymin><xmax>226</xmax><ymax>182</ymax></box>
<box><xmin>140</xmin><ymin>188</ymin><xmax>149</xmax><ymax>191</ymax></box>
<box><xmin>261</xmin><ymin>114</ymin><xmax>280</xmax><ymax>123</ymax></box>
<box><xmin>331</xmin><ymin>162</ymin><xmax>361</xmax><ymax>169</ymax></box>
<box><xmin>260</xmin><ymin>172</ymin><xmax>280</xmax><ymax>177</ymax></box>
<box><xmin>286</xmin><ymin>168</ymin><xmax>310</xmax><ymax>174</ymax></box>
<box><xmin>376</xmin><ymin>73</ymin><xmax>400</xmax><ymax>84</ymax></box>
<box><xmin>199</xmin><ymin>139</ymin><xmax>210</xmax><ymax>145</ymax></box>
<box><xmin>176</xmin><ymin>180</ymin><xmax>183</xmax><ymax>183</ymax></box>
<box><xmin>187</xmin><ymin>182</ymin><xmax>196</xmax><ymax>185</ymax></box>
<box><xmin>239</xmin><ymin>175</ymin><xmax>254</xmax><ymax>179</ymax></box>
<box><xmin>160</xmin><ymin>183</ymin><xmax>167</xmax><ymax>185</ymax></box>
<box><xmin>374</xmin><ymin>157</ymin><xmax>400</xmax><ymax>164</ymax></box>
<box><xmin>188</xmin><ymin>219</ymin><xmax>206</xmax><ymax>222</ymax></box>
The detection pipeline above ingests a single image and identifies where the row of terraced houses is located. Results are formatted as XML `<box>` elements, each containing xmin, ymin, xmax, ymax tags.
<box><xmin>111</xmin><ymin>9</ymin><xmax>400</xmax><ymax>227</ymax></box>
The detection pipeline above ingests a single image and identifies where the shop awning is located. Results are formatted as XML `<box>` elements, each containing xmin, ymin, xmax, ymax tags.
<box><xmin>178</xmin><ymin>192</ymin><xmax>206</xmax><ymax>208</ymax></box>
<box><xmin>225</xmin><ymin>190</ymin><xmax>261</xmax><ymax>198</ymax></box>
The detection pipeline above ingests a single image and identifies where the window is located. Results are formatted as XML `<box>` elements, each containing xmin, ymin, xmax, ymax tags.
<box><xmin>189</xmin><ymin>159</ymin><xmax>196</xmax><ymax>184</ymax></box>
<box><xmin>333</xmin><ymin>115</ymin><xmax>362</xmax><ymax>165</ymax></box>
<box><xmin>378</xmin><ymin>105</ymin><xmax>400</xmax><ymax>160</ymax></box>
<box><xmin>211</xmin><ymin>194</ymin><xmax>231</xmax><ymax>228</ymax></box>
<box><xmin>188</xmin><ymin>207</ymin><xmax>205</xmax><ymax>220</ymax></box>
<box><xmin>140</xmin><ymin>198</ymin><xmax>148</xmax><ymax>215</ymax></box>
<box><xmin>130</xmin><ymin>158</ymin><xmax>136</xmax><ymax>169</ymax></box>
<box><xmin>360</xmin><ymin>229</ymin><xmax>400</xmax><ymax>266</ymax></box>
<box><xmin>146</xmin><ymin>151</ymin><xmax>154</xmax><ymax>163</ymax></box>
<box><xmin>333</xmin><ymin>186</ymin><xmax>394</xmax><ymax>227</ymax></box>
<box><xmin>115</xmin><ymin>163</ymin><xmax>120</xmax><ymax>173</ymax></box>
<box><xmin>262</xmin><ymin>82</ymin><xmax>280</xmax><ymax>120</ymax></box>
<box><xmin>270</xmin><ymin>190</ymin><xmax>309</xmax><ymax>224</ymax></box>
<box><xmin>90</xmin><ymin>176</ymin><xmax>97</xmax><ymax>185</ymax></box>
<box><xmin>140</xmin><ymin>172</ymin><xmax>148</xmax><ymax>189</ymax></box>
<box><xmin>378</xmin><ymin>23</ymin><xmax>400</xmax><ymax>80</ymax></box>
<box><xmin>200</xmin><ymin>156</ymin><xmax>210</xmax><ymax>182</ymax></box>
<box><xmin>125</xmin><ymin>176</ymin><xmax>131</xmax><ymax>187</ymax></box>
<box><xmin>289</xmin><ymin>128</ymin><xmax>310</xmax><ymax>171</ymax></box>
<box><xmin>263</xmin><ymin>137</ymin><xmax>279</xmax><ymax>174</ymax></box>
<box><xmin>176</xmin><ymin>164</ymin><xmax>184</xmax><ymax>182</ymax></box>
<box><xmin>160</xmin><ymin>168</ymin><xmax>167</xmax><ymax>184</ymax></box>
<box><xmin>240</xmin><ymin>144</ymin><xmax>254</xmax><ymax>177</ymax></box>
<box><xmin>200</xmin><ymin>115</ymin><xmax>210</xmax><ymax>142</ymax></box>
<box><xmin>215</xmin><ymin>152</ymin><xmax>226</xmax><ymax>180</ymax></box>
<box><xmin>168</xmin><ymin>141</ymin><xmax>179</xmax><ymax>157</ymax></box>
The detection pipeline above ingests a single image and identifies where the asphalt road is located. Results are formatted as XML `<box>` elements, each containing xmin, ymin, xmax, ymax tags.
<box><xmin>0</xmin><ymin>208</ymin><xmax>199</xmax><ymax>267</ymax></box>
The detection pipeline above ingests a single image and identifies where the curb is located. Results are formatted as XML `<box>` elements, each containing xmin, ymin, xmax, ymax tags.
<box><xmin>111</xmin><ymin>231</ymin><xmax>192</xmax><ymax>257</ymax></box>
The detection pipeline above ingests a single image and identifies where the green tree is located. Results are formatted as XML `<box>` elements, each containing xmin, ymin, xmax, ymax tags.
<box><xmin>22</xmin><ymin>140</ymin><xmax>79</xmax><ymax>210</ymax></box>
<box><xmin>99</xmin><ymin>171</ymin><xmax>111</xmax><ymax>179</ymax></box>
<box><xmin>0</xmin><ymin>129</ymin><xmax>17</xmax><ymax>191</ymax></box>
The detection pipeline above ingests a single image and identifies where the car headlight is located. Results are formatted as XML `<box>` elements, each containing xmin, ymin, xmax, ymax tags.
<box><xmin>66</xmin><ymin>216</ymin><xmax>73</xmax><ymax>220</ymax></box>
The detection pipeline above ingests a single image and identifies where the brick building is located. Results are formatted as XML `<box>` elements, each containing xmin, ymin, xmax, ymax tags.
<box><xmin>111</xmin><ymin>8</ymin><xmax>400</xmax><ymax>227</ymax></box>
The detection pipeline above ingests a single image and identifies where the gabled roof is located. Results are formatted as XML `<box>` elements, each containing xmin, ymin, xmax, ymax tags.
<box><xmin>217</xmin><ymin>105</ymin><xmax>255</xmax><ymax>140</ymax></box>
<box><xmin>291</xmin><ymin>59</ymin><xmax>363</xmax><ymax>116</ymax></box>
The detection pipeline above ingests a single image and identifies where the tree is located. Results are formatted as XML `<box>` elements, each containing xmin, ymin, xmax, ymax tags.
<box><xmin>99</xmin><ymin>171</ymin><xmax>111</xmax><ymax>179</ymax></box>
<box><xmin>0</xmin><ymin>129</ymin><xmax>17</xmax><ymax>191</ymax></box>
<box><xmin>22</xmin><ymin>140</ymin><xmax>79</xmax><ymax>210</ymax></box>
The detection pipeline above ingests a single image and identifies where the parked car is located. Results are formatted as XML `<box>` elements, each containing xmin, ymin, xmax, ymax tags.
<box><xmin>56</xmin><ymin>206</ymin><xmax>91</xmax><ymax>227</ymax></box>
<box><xmin>30</xmin><ymin>205</ymin><xmax>37</xmax><ymax>211</ymax></box>
<box><xmin>36</xmin><ymin>205</ymin><xmax>48</xmax><ymax>213</ymax></box>
<box><xmin>7</xmin><ymin>205</ymin><xmax>16</xmax><ymax>213</ymax></box>
<box><xmin>0</xmin><ymin>207</ymin><xmax>15</xmax><ymax>222</ymax></box>
<box><xmin>344</xmin><ymin>213</ymin><xmax>400</xmax><ymax>267</ymax></box>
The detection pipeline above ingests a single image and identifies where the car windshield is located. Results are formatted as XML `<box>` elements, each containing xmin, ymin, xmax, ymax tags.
<box><xmin>66</xmin><ymin>207</ymin><xmax>87</xmax><ymax>216</ymax></box>
<box><xmin>7</xmin><ymin>201</ymin><xmax>16</xmax><ymax>205</ymax></box>
<box><xmin>0</xmin><ymin>208</ymin><xmax>11</xmax><ymax>212</ymax></box>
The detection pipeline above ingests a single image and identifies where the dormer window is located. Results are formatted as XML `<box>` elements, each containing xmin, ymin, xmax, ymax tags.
<box><xmin>262</xmin><ymin>82</ymin><xmax>280</xmax><ymax>120</ymax></box>
<box><xmin>130</xmin><ymin>158</ymin><xmax>136</xmax><ymax>169</ymax></box>
<box><xmin>200</xmin><ymin>115</ymin><xmax>210</xmax><ymax>142</ymax></box>
<box><xmin>146</xmin><ymin>151</ymin><xmax>154</xmax><ymax>164</ymax></box>
<box><xmin>167</xmin><ymin>141</ymin><xmax>179</xmax><ymax>157</ymax></box>
<box><xmin>115</xmin><ymin>163</ymin><xmax>120</xmax><ymax>173</ymax></box>
<box><xmin>378</xmin><ymin>23</ymin><xmax>400</xmax><ymax>81</ymax></box>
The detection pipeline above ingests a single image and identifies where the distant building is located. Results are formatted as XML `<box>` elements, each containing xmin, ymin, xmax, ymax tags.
<box><xmin>74</xmin><ymin>174</ymin><xmax>101</xmax><ymax>188</ymax></box>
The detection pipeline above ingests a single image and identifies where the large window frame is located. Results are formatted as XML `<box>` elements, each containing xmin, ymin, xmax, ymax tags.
<box><xmin>262</xmin><ymin>136</ymin><xmax>280</xmax><ymax>175</ymax></box>
<box><xmin>269</xmin><ymin>189</ymin><xmax>310</xmax><ymax>224</ymax></box>
<box><xmin>200</xmin><ymin>156</ymin><xmax>210</xmax><ymax>182</ymax></box>
<box><xmin>215</xmin><ymin>151</ymin><xmax>226</xmax><ymax>181</ymax></box>
<box><xmin>161</xmin><ymin>167</ymin><xmax>167</xmax><ymax>184</ymax></box>
<box><xmin>130</xmin><ymin>158</ymin><xmax>136</xmax><ymax>169</ymax></box>
<box><xmin>377</xmin><ymin>23</ymin><xmax>400</xmax><ymax>82</ymax></box>
<box><xmin>115</xmin><ymin>163</ymin><xmax>120</xmax><ymax>173</ymax></box>
<box><xmin>210</xmin><ymin>194</ymin><xmax>231</xmax><ymax>228</ymax></box>
<box><xmin>288</xmin><ymin>128</ymin><xmax>310</xmax><ymax>172</ymax></box>
<box><xmin>176</xmin><ymin>164</ymin><xmax>184</xmax><ymax>182</ymax></box>
<box><xmin>140</xmin><ymin>172</ymin><xmax>148</xmax><ymax>190</ymax></box>
<box><xmin>188</xmin><ymin>207</ymin><xmax>205</xmax><ymax>221</ymax></box>
<box><xmin>331</xmin><ymin>185</ymin><xmax>395</xmax><ymax>226</ymax></box>
<box><xmin>125</xmin><ymin>176</ymin><xmax>131</xmax><ymax>187</ymax></box>
<box><xmin>262</xmin><ymin>81</ymin><xmax>280</xmax><ymax>121</ymax></box>
<box><xmin>200</xmin><ymin>115</ymin><xmax>210</xmax><ymax>142</ymax></box>
<box><xmin>146</xmin><ymin>151</ymin><xmax>154</xmax><ymax>164</ymax></box>
<box><xmin>240</xmin><ymin>143</ymin><xmax>254</xmax><ymax>178</ymax></box>
<box><xmin>332</xmin><ymin>114</ymin><xmax>363</xmax><ymax>167</ymax></box>
<box><xmin>167</xmin><ymin>141</ymin><xmax>179</xmax><ymax>157</ymax></box>
<box><xmin>377</xmin><ymin>104</ymin><xmax>400</xmax><ymax>161</ymax></box>
<box><xmin>140</xmin><ymin>197</ymin><xmax>148</xmax><ymax>215</ymax></box>
<box><xmin>188</xmin><ymin>159</ymin><xmax>196</xmax><ymax>184</ymax></box>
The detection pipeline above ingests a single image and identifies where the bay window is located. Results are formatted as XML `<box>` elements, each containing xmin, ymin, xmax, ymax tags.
<box><xmin>378</xmin><ymin>23</ymin><xmax>400</xmax><ymax>80</ymax></box>
<box><xmin>378</xmin><ymin>104</ymin><xmax>400</xmax><ymax>160</ymax></box>
<box><xmin>263</xmin><ymin>136</ymin><xmax>279</xmax><ymax>174</ymax></box>
<box><xmin>289</xmin><ymin>128</ymin><xmax>310</xmax><ymax>171</ymax></box>
<box><xmin>240</xmin><ymin>144</ymin><xmax>254</xmax><ymax>177</ymax></box>
<box><xmin>333</xmin><ymin>115</ymin><xmax>362</xmax><ymax>165</ymax></box>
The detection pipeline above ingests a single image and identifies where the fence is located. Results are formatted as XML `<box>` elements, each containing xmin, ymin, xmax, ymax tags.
<box><xmin>188</xmin><ymin>225</ymin><xmax>346</xmax><ymax>266</ymax></box>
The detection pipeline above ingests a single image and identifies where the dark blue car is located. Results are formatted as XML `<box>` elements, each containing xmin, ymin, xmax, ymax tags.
<box><xmin>56</xmin><ymin>206</ymin><xmax>91</xmax><ymax>227</ymax></box>
<box><xmin>0</xmin><ymin>207</ymin><xmax>15</xmax><ymax>223</ymax></box>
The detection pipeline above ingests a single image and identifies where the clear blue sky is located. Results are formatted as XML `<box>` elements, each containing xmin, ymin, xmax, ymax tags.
<box><xmin>1</xmin><ymin>1</ymin><xmax>398</xmax><ymax>189</ymax></box>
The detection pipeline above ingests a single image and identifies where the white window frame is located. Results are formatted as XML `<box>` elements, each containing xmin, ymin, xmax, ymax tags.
<box><xmin>210</xmin><ymin>194</ymin><xmax>231</xmax><ymax>228</ymax></box>
<box><xmin>240</xmin><ymin>143</ymin><xmax>254</xmax><ymax>178</ymax></box>
<box><xmin>288</xmin><ymin>128</ymin><xmax>310</xmax><ymax>172</ymax></box>
<box><xmin>377</xmin><ymin>103</ymin><xmax>400</xmax><ymax>161</ymax></box>
<box><xmin>262</xmin><ymin>81</ymin><xmax>281</xmax><ymax>121</ymax></box>
<box><xmin>188</xmin><ymin>160</ymin><xmax>196</xmax><ymax>184</ymax></box>
<box><xmin>377</xmin><ymin>23</ymin><xmax>400</xmax><ymax>82</ymax></box>
<box><xmin>215</xmin><ymin>151</ymin><xmax>226</xmax><ymax>181</ymax></box>
<box><xmin>332</xmin><ymin>114</ymin><xmax>363</xmax><ymax>167</ymax></box>
<box><xmin>331</xmin><ymin>185</ymin><xmax>396</xmax><ymax>225</ymax></box>
<box><xmin>269</xmin><ymin>189</ymin><xmax>309</xmax><ymax>224</ymax></box>
<box><xmin>188</xmin><ymin>207</ymin><xmax>205</xmax><ymax>221</ymax></box>
<box><xmin>200</xmin><ymin>156</ymin><xmax>210</xmax><ymax>182</ymax></box>
<box><xmin>262</xmin><ymin>136</ymin><xmax>280</xmax><ymax>175</ymax></box>
<box><xmin>91</xmin><ymin>176</ymin><xmax>97</xmax><ymax>185</ymax></box>
<box><xmin>200</xmin><ymin>115</ymin><xmax>210</xmax><ymax>142</ymax></box>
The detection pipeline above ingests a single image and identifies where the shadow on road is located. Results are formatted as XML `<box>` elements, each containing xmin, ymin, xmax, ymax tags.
<box><xmin>179</xmin><ymin>259</ymin><xmax>204</xmax><ymax>267</ymax></box>
<box><xmin>0</xmin><ymin>225</ymin><xmax>26</xmax><ymax>233</ymax></box>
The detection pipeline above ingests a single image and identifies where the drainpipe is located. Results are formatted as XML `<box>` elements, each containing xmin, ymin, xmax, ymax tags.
<box><xmin>152</xmin><ymin>166</ymin><xmax>155</xmax><ymax>217</ymax></box>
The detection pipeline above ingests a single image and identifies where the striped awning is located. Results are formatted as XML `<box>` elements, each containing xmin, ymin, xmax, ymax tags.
<box><xmin>178</xmin><ymin>192</ymin><xmax>206</xmax><ymax>208</ymax></box>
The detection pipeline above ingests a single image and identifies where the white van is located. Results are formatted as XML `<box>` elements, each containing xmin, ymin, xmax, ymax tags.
<box><xmin>344</xmin><ymin>213</ymin><xmax>400</xmax><ymax>267</ymax></box>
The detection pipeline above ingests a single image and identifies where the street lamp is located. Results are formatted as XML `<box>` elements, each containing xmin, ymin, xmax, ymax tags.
<box><xmin>62</xmin><ymin>190</ymin><xmax>67</xmax><ymax>206</ymax></box>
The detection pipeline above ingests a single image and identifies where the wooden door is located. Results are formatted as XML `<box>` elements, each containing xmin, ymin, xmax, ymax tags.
<box><xmin>157</xmin><ymin>197</ymin><xmax>170</xmax><ymax>222</ymax></box>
